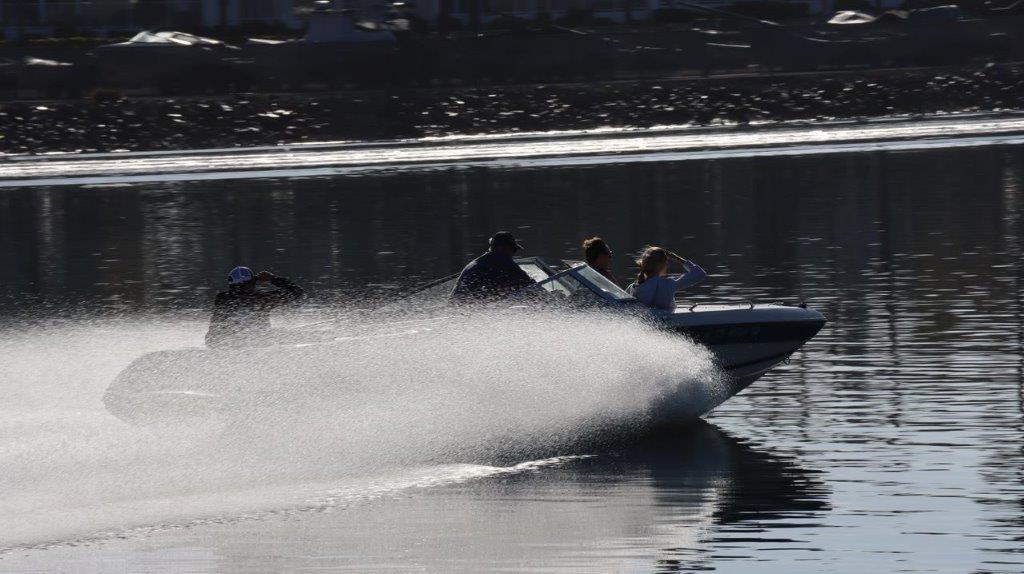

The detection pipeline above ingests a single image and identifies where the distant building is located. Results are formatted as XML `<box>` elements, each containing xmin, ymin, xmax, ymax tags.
<box><xmin>0</xmin><ymin>0</ymin><xmax>888</xmax><ymax>41</ymax></box>
<box><xmin>341</xmin><ymin>0</ymin><xmax>837</xmax><ymax>26</ymax></box>
<box><xmin>0</xmin><ymin>0</ymin><xmax>300</xmax><ymax>40</ymax></box>
<box><xmin>403</xmin><ymin>0</ymin><xmax>664</xmax><ymax>25</ymax></box>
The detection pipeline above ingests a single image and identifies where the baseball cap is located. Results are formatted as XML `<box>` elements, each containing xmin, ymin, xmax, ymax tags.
<box><xmin>228</xmin><ymin>266</ymin><xmax>254</xmax><ymax>285</ymax></box>
<box><xmin>489</xmin><ymin>231</ymin><xmax>524</xmax><ymax>252</ymax></box>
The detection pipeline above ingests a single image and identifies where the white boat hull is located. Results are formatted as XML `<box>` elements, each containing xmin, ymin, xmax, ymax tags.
<box><xmin>665</xmin><ymin>303</ymin><xmax>826</xmax><ymax>395</ymax></box>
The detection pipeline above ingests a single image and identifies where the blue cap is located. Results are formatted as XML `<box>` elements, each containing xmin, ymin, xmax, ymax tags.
<box><xmin>228</xmin><ymin>266</ymin><xmax>254</xmax><ymax>285</ymax></box>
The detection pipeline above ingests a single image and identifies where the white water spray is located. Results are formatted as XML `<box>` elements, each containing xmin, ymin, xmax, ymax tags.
<box><xmin>0</xmin><ymin>310</ymin><xmax>721</xmax><ymax>549</ymax></box>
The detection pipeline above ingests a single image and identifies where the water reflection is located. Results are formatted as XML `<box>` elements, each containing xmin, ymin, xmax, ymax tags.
<box><xmin>1</xmin><ymin>146</ymin><xmax>1021</xmax><ymax>314</ymax></box>
<box><xmin>2</xmin><ymin>144</ymin><xmax>1024</xmax><ymax>571</ymax></box>
<box><xmin>0</xmin><ymin>421</ymin><xmax>831</xmax><ymax>572</ymax></box>
<box><xmin>624</xmin><ymin>422</ymin><xmax>831</xmax><ymax>571</ymax></box>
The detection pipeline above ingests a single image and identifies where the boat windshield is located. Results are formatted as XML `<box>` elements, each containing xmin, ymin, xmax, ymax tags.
<box><xmin>530</xmin><ymin>272</ymin><xmax>602</xmax><ymax>305</ymax></box>
<box><xmin>572</xmin><ymin>265</ymin><xmax>634</xmax><ymax>301</ymax></box>
<box><xmin>518</xmin><ymin>261</ymin><xmax>553</xmax><ymax>283</ymax></box>
<box><xmin>527</xmin><ymin>264</ymin><xmax>635</xmax><ymax>304</ymax></box>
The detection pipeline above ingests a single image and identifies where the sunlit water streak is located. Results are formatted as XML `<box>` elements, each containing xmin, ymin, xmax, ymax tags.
<box><xmin>2</xmin><ymin>115</ymin><xmax>1024</xmax><ymax>187</ymax></box>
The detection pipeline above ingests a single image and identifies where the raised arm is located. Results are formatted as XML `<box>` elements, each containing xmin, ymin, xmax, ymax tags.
<box><xmin>257</xmin><ymin>271</ymin><xmax>305</xmax><ymax>304</ymax></box>
<box><xmin>270</xmin><ymin>275</ymin><xmax>305</xmax><ymax>301</ymax></box>
<box><xmin>668</xmin><ymin>253</ymin><xmax>707</xmax><ymax>290</ymax></box>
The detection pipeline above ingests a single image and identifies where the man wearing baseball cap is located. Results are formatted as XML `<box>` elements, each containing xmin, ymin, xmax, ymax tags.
<box><xmin>205</xmin><ymin>266</ymin><xmax>304</xmax><ymax>347</ymax></box>
<box><xmin>450</xmin><ymin>231</ymin><xmax>536</xmax><ymax>303</ymax></box>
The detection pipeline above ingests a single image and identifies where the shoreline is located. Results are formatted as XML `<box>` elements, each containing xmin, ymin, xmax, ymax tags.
<box><xmin>2</xmin><ymin>62</ymin><xmax>1023</xmax><ymax>156</ymax></box>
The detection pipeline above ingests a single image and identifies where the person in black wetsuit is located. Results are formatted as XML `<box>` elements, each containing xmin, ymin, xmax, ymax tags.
<box><xmin>205</xmin><ymin>266</ymin><xmax>304</xmax><ymax>347</ymax></box>
<box><xmin>450</xmin><ymin>231</ymin><xmax>536</xmax><ymax>303</ymax></box>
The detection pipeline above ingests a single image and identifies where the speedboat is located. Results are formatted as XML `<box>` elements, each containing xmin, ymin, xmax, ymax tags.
<box><xmin>104</xmin><ymin>257</ymin><xmax>825</xmax><ymax>424</ymax></box>
<box><xmin>508</xmin><ymin>258</ymin><xmax>826</xmax><ymax>397</ymax></box>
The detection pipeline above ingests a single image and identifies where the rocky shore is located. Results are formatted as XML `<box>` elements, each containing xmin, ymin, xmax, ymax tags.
<box><xmin>2</xmin><ymin>63</ymin><xmax>1024</xmax><ymax>155</ymax></box>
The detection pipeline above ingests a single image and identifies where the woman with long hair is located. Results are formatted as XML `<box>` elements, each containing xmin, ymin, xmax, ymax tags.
<box><xmin>626</xmin><ymin>246</ymin><xmax>706</xmax><ymax>311</ymax></box>
<box><xmin>582</xmin><ymin>236</ymin><xmax>617</xmax><ymax>284</ymax></box>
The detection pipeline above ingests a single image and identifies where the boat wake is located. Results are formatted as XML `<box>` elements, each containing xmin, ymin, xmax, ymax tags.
<box><xmin>0</xmin><ymin>310</ymin><xmax>722</xmax><ymax>550</ymax></box>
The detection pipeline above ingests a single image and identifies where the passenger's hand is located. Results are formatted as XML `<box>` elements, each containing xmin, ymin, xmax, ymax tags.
<box><xmin>256</xmin><ymin>270</ymin><xmax>276</xmax><ymax>282</ymax></box>
<box><xmin>670</xmin><ymin>253</ymin><xmax>695</xmax><ymax>270</ymax></box>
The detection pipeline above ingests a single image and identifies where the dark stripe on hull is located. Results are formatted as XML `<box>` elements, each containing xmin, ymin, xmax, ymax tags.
<box><xmin>676</xmin><ymin>320</ymin><xmax>826</xmax><ymax>347</ymax></box>
<box><xmin>720</xmin><ymin>349</ymin><xmax>795</xmax><ymax>372</ymax></box>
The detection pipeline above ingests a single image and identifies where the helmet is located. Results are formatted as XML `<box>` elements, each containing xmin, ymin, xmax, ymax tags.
<box><xmin>227</xmin><ymin>266</ymin><xmax>254</xmax><ymax>286</ymax></box>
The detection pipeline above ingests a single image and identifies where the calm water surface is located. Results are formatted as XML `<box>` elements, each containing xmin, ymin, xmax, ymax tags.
<box><xmin>1</xmin><ymin>143</ymin><xmax>1023</xmax><ymax>572</ymax></box>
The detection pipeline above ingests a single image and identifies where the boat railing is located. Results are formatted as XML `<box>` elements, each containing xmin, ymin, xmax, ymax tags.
<box><xmin>688</xmin><ymin>301</ymin><xmax>755</xmax><ymax>311</ymax></box>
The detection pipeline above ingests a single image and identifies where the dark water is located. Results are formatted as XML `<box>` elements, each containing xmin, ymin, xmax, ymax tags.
<box><xmin>2</xmin><ymin>143</ymin><xmax>1024</xmax><ymax>571</ymax></box>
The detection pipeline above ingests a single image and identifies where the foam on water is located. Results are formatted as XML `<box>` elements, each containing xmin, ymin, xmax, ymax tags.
<box><xmin>0</xmin><ymin>310</ymin><xmax>721</xmax><ymax>550</ymax></box>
